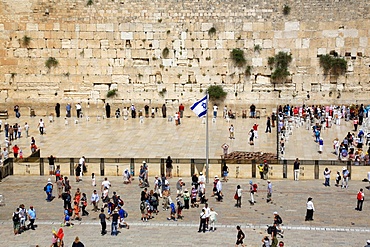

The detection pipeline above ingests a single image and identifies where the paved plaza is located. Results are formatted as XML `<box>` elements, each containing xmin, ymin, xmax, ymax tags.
<box><xmin>0</xmin><ymin>176</ymin><xmax>369</xmax><ymax>246</ymax></box>
<box><xmin>0</xmin><ymin>112</ymin><xmax>364</xmax><ymax>160</ymax></box>
<box><xmin>0</xmin><ymin>113</ymin><xmax>369</xmax><ymax>246</ymax></box>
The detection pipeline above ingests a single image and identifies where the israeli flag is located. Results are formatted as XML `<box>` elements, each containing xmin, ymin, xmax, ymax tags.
<box><xmin>190</xmin><ymin>95</ymin><xmax>208</xmax><ymax>117</ymax></box>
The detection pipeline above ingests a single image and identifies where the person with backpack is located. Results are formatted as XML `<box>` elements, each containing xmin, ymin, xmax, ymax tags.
<box><xmin>118</xmin><ymin>205</ymin><xmax>129</xmax><ymax>229</ymax></box>
<box><xmin>356</xmin><ymin>188</ymin><xmax>365</xmax><ymax>211</ymax></box>
<box><xmin>45</xmin><ymin>178</ymin><xmax>54</xmax><ymax>202</ymax></box>
<box><xmin>12</xmin><ymin>208</ymin><xmax>20</xmax><ymax>235</ymax></box>
<box><xmin>273</xmin><ymin>212</ymin><xmax>284</xmax><ymax>235</ymax></box>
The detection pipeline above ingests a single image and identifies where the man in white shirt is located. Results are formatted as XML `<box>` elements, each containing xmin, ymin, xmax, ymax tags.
<box><xmin>213</xmin><ymin>104</ymin><xmax>218</xmax><ymax>118</ymax></box>
<box><xmin>76</xmin><ymin>103</ymin><xmax>82</xmax><ymax>118</ymax></box>
<box><xmin>203</xmin><ymin>203</ymin><xmax>211</xmax><ymax>230</ymax></box>
<box><xmin>101</xmin><ymin>177</ymin><xmax>111</xmax><ymax>192</ymax></box>
<box><xmin>91</xmin><ymin>190</ymin><xmax>100</xmax><ymax>212</ymax></box>
<box><xmin>37</xmin><ymin>119</ymin><xmax>45</xmax><ymax>135</ymax></box>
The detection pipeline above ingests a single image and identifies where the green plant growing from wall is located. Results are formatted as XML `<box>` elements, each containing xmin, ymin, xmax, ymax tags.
<box><xmin>162</xmin><ymin>47</ymin><xmax>169</xmax><ymax>58</ymax></box>
<box><xmin>159</xmin><ymin>88</ymin><xmax>167</xmax><ymax>97</ymax></box>
<box><xmin>207</xmin><ymin>85</ymin><xmax>227</xmax><ymax>101</ymax></box>
<box><xmin>177</xmin><ymin>74</ymin><xmax>182</xmax><ymax>79</ymax></box>
<box><xmin>45</xmin><ymin>57</ymin><xmax>59</xmax><ymax>69</ymax></box>
<box><xmin>107</xmin><ymin>89</ymin><xmax>117</xmax><ymax>98</ymax></box>
<box><xmin>283</xmin><ymin>4</ymin><xmax>291</xmax><ymax>15</ymax></box>
<box><xmin>268</xmin><ymin>51</ymin><xmax>292</xmax><ymax>83</ymax></box>
<box><xmin>230</xmin><ymin>48</ymin><xmax>246</xmax><ymax>67</ymax></box>
<box><xmin>21</xmin><ymin>35</ymin><xmax>32</xmax><ymax>47</ymax></box>
<box><xmin>254</xmin><ymin>44</ymin><xmax>262</xmax><ymax>53</ymax></box>
<box><xmin>208</xmin><ymin>27</ymin><xmax>216</xmax><ymax>37</ymax></box>
<box><xmin>245</xmin><ymin>65</ymin><xmax>252</xmax><ymax>76</ymax></box>
<box><xmin>319</xmin><ymin>54</ymin><xmax>347</xmax><ymax>76</ymax></box>
<box><xmin>87</xmin><ymin>0</ymin><xmax>93</xmax><ymax>6</ymax></box>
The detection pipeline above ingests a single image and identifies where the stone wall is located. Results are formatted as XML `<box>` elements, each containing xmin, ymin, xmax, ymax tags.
<box><xmin>0</xmin><ymin>0</ymin><xmax>369</xmax><ymax>113</ymax></box>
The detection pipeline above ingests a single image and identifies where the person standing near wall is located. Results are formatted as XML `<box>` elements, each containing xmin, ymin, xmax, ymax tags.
<box><xmin>55</xmin><ymin>103</ymin><xmax>60</xmax><ymax>118</ymax></box>
<box><xmin>293</xmin><ymin>158</ymin><xmax>300</xmax><ymax>181</ymax></box>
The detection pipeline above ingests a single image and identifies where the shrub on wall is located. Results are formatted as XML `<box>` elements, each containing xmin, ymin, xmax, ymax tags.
<box><xmin>162</xmin><ymin>47</ymin><xmax>170</xmax><ymax>58</ymax></box>
<box><xmin>268</xmin><ymin>51</ymin><xmax>292</xmax><ymax>83</ymax></box>
<box><xmin>283</xmin><ymin>4</ymin><xmax>291</xmax><ymax>15</ymax></box>
<box><xmin>208</xmin><ymin>27</ymin><xmax>216</xmax><ymax>37</ymax></box>
<box><xmin>319</xmin><ymin>54</ymin><xmax>347</xmax><ymax>75</ymax></box>
<box><xmin>230</xmin><ymin>48</ymin><xmax>246</xmax><ymax>67</ymax></box>
<box><xmin>21</xmin><ymin>35</ymin><xmax>31</xmax><ymax>47</ymax></box>
<box><xmin>45</xmin><ymin>57</ymin><xmax>59</xmax><ymax>69</ymax></box>
<box><xmin>207</xmin><ymin>85</ymin><xmax>227</xmax><ymax>101</ymax></box>
<box><xmin>107</xmin><ymin>89</ymin><xmax>117</xmax><ymax>98</ymax></box>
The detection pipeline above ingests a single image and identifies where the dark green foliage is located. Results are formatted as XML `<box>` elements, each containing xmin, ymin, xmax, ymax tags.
<box><xmin>245</xmin><ymin>65</ymin><xmax>252</xmax><ymax>76</ymax></box>
<box><xmin>208</xmin><ymin>27</ymin><xmax>216</xmax><ymax>37</ymax></box>
<box><xmin>207</xmin><ymin>85</ymin><xmax>227</xmax><ymax>101</ymax></box>
<box><xmin>87</xmin><ymin>0</ymin><xmax>93</xmax><ymax>6</ymax></box>
<box><xmin>230</xmin><ymin>48</ymin><xmax>246</xmax><ymax>67</ymax></box>
<box><xmin>283</xmin><ymin>4</ymin><xmax>291</xmax><ymax>15</ymax></box>
<box><xmin>107</xmin><ymin>89</ymin><xmax>117</xmax><ymax>98</ymax></box>
<box><xmin>22</xmin><ymin>35</ymin><xmax>31</xmax><ymax>47</ymax></box>
<box><xmin>319</xmin><ymin>54</ymin><xmax>347</xmax><ymax>75</ymax></box>
<box><xmin>162</xmin><ymin>47</ymin><xmax>169</xmax><ymax>58</ymax></box>
<box><xmin>45</xmin><ymin>57</ymin><xmax>59</xmax><ymax>69</ymax></box>
<box><xmin>268</xmin><ymin>51</ymin><xmax>292</xmax><ymax>83</ymax></box>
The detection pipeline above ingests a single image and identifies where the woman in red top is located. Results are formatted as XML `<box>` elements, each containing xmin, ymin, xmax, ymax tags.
<box><xmin>12</xmin><ymin>145</ymin><xmax>19</xmax><ymax>158</ymax></box>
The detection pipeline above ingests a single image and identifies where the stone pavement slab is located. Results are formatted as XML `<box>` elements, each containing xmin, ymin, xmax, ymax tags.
<box><xmin>0</xmin><ymin>175</ymin><xmax>369</xmax><ymax>246</ymax></box>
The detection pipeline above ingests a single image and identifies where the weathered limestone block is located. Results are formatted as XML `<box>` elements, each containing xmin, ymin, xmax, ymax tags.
<box><xmin>121</xmin><ymin>32</ymin><xmax>133</xmax><ymax>40</ymax></box>
<box><xmin>252</xmin><ymin>58</ymin><xmax>263</xmax><ymax>67</ymax></box>
<box><xmin>80</xmin><ymin>32</ymin><xmax>94</xmax><ymax>40</ymax></box>
<box><xmin>341</xmin><ymin>29</ymin><xmax>358</xmax><ymax>38</ymax></box>
<box><xmin>201</xmin><ymin>23</ymin><xmax>213</xmax><ymax>32</ymax></box>
<box><xmin>26</xmin><ymin>23</ymin><xmax>38</xmax><ymax>31</ymax></box>
<box><xmin>285</xmin><ymin>22</ymin><xmax>300</xmax><ymax>31</ymax></box>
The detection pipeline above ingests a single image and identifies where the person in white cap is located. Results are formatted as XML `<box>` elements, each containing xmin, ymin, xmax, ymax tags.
<box><xmin>45</xmin><ymin>178</ymin><xmax>54</xmax><ymax>202</ymax></box>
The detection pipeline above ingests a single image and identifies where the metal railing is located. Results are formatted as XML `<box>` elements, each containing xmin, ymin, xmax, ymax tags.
<box><xmin>8</xmin><ymin>157</ymin><xmax>370</xmax><ymax>180</ymax></box>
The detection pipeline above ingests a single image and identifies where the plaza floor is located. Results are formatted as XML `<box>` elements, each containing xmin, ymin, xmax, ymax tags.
<box><xmin>0</xmin><ymin>114</ymin><xmax>369</xmax><ymax>246</ymax></box>
<box><xmin>0</xmin><ymin>176</ymin><xmax>369</xmax><ymax>247</ymax></box>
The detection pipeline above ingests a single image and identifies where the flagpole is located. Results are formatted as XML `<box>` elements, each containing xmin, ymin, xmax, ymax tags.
<box><xmin>206</xmin><ymin>92</ymin><xmax>209</xmax><ymax>184</ymax></box>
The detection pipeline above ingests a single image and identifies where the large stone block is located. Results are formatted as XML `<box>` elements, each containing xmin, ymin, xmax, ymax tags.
<box><xmin>285</xmin><ymin>21</ymin><xmax>300</xmax><ymax>31</ymax></box>
<box><xmin>121</xmin><ymin>32</ymin><xmax>133</xmax><ymax>40</ymax></box>
<box><xmin>26</xmin><ymin>23</ymin><xmax>38</xmax><ymax>31</ymax></box>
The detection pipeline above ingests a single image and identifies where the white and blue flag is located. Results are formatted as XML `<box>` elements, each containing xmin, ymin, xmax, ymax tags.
<box><xmin>190</xmin><ymin>95</ymin><xmax>208</xmax><ymax>117</ymax></box>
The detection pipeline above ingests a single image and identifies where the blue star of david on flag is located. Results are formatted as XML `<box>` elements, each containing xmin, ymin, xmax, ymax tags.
<box><xmin>190</xmin><ymin>95</ymin><xmax>208</xmax><ymax>118</ymax></box>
